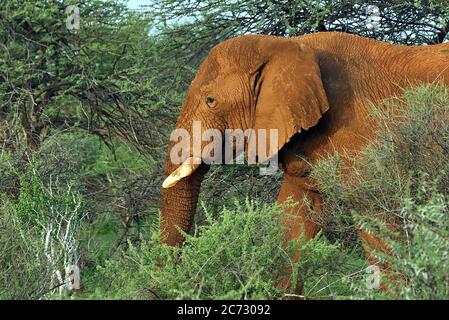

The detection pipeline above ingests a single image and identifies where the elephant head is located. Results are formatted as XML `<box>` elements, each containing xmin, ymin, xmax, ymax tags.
<box><xmin>160</xmin><ymin>35</ymin><xmax>329</xmax><ymax>246</ymax></box>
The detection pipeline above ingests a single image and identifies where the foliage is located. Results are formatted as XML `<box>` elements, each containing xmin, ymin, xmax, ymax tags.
<box><xmin>310</xmin><ymin>83</ymin><xmax>449</xmax><ymax>299</ymax></box>
<box><xmin>94</xmin><ymin>200</ymin><xmax>291</xmax><ymax>299</ymax></box>
<box><xmin>91</xmin><ymin>199</ymin><xmax>362</xmax><ymax>300</ymax></box>
<box><xmin>299</xmin><ymin>233</ymin><xmax>366</xmax><ymax>299</ymax></box>
<box><xmin>0</xmin><ymin>158</ymin><xmax>85</xmax><ymax>299</ymax></box>
<box><xmin>387</xmin><ymin>189</ymin><xmax>449</xmax><ymax>299</ymax></box>
<box><xmin>0</xmin><ymin>0</ymin><xmax>175</xmax><ymax>153</ymax></box>
<box><xmin>0</xmin><ymin>203</ymin><xmax>52</xmax><ymax>299</ymax></box>
<box><xmin>148</xmin><ymin>0</ymin><xmax>449</xmax><ymax>61</ymax></box>
<box><xmin>0</xmin><ymin>130</ymin><xmax>157</xmax><ymax>299</ymax></box>
<box><xmin>33</xmin><ymin>131</ymin><xmax>158</xmax><ymax>271</ymax></box>
<box><xmin>196</xmin><ymin>165</ymin><xmax>283</xmax><ymax>223</ymax></box>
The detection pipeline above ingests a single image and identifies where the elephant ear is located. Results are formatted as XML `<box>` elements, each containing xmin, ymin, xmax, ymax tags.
<box><xmin>252</xmin><ymin>40</ymin><xmax>329</xmax><ymax>158</ymax></box>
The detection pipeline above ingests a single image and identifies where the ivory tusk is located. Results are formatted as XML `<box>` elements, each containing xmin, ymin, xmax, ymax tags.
<box><xmin>162</xmin><ymin>157</ymin><xmax>202</xmax><ymax>189</ymax></box>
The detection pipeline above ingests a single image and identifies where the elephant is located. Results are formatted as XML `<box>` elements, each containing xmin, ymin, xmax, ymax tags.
<box><xmin>159</xmin><ymin>32</ymin><xmax>449</xmax><ymax>290</ymax></box>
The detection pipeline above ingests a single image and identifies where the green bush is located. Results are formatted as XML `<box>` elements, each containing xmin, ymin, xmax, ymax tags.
<box><xmin>0</xmin><ymin>160</ymin><xmax>85</xmax><ymax>299</ymax></box>
<box><xmin>387</xmin><ymin>187</ymin><xmax>449</xmax><ymax>299</ymax></box>
<box><xmin>93</xmin><ymin>200</ymin><xmax>291</xmax><ymax>299</ymax></box>
<box><xmin>34</xmin><ymin>131</ymin><xmax>156</xmax><ymax>268</ymax></box>
<box><xmin>310</xmin><ymin>83</ymin><xmax>449</xmax><ymax>299</ymax></box>
<box><xmin>0</xmin><ymin>201</ymin><xmax>52</xmax><ymax>299</ymax></box>
<box><xmin>88</xmin><ymin>199</ymin><xmax>362</xmax><ymax>300</ymax></box>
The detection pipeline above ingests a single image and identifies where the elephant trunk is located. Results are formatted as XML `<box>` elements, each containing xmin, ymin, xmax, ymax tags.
<box><xmin>160</xmin><ymin>161</ymin><xmax>209</xmax><ymax>246</ymax></box>
<box><xmin>160</xmin><ymin>109</ymin><xmax>211</xmax><ymax>246</ymax></box>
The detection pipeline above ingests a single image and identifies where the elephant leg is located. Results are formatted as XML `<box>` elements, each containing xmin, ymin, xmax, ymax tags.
<box><xmin>358</xmin><ymin>228</ymin><xmax>406</xmax><ymax>291</ymax></box>
<box><xmin>357</xmin><ymin>230</ymin><xmax>390</xmax><ymax>291</ymax></box>
<box><xmin>276</xmin><ymin>174</ymin><xmax>322</xmax><ymax>295</ymax></box>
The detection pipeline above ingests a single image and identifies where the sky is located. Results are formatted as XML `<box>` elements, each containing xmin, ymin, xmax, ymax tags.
<box><xmin>126</xmin><ymin>0</ymin><xmax>150</xmax><ymax>10</ymax></box>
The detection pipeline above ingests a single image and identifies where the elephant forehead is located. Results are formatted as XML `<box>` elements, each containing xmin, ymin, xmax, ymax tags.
<box><xmin>211</xmin><ymin>38</ymin><xmax>264</xmax><ymax>69</ymax></box>
<box><xmin>196</xmin><ymin>54</ymin><xmax>221</xmax><ymax>84</ymax></box>
<box><xmin>194</xmin><ymin>36</ymin><xmax>266</xmax><ymax>88</ymax></box>
<box><xmin>196</xmin><ymin>56</ymin><xmax>245</xmax><ymax>87</ymax></box>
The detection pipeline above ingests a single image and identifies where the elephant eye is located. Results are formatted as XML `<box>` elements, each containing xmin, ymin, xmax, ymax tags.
<box><xmin>206</xmin><ymin>96</ymin><xmax>216</xmax><ymax>108</ymax></box>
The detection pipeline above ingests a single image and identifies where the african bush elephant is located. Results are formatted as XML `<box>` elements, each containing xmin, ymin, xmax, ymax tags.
<box><xmin>160</xmin><ymin>32</ymin><xmax>449</xmax><ymax>289</ymax></box>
